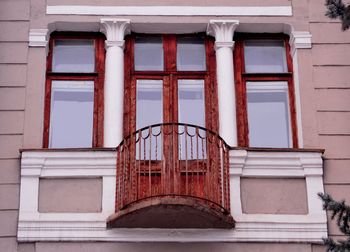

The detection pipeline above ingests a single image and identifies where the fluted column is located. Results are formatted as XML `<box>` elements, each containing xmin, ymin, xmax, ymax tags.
<box><xmin>100</xmin><ymin>18</ymin><xmax>130</xmax><ymax>147</ymax></box>
<box><xmin>207</xmin><ymin>20</ymin><xmax>239</xmax><ymax>147</ymax></box>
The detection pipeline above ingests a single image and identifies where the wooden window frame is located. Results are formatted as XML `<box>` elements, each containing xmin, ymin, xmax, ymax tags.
<box><xmin>234</xmin><ymin>33</ymin><xmax>298</xmax><ymax>148</ymax></box>
<box><xmin>123</xmin><ymin>34</ymin><xmax>218</xmax><ymax>137</ymax></box>
<box><xmin>43</xmin><ymin>32</ymin><xmax>105</xmax><ymax>148</ymax></box>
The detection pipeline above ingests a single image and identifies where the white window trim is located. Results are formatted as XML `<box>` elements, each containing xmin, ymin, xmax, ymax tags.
<box><xmin>46</xmin><ymin>5</ymin><xmax>292</xmax><ymax>17</ymax></box>
<box><xmin>18</xmin><ymin>149</ymin><xmax>327</xmax><ymax>243</ymax></box>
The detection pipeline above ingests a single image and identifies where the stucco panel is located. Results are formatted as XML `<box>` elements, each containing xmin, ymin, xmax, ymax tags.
<box><xmin>316</xmin><ymin>89</ymin><xmax>350</xmax><ymax>111</ymax></box>
<box><xmin>324</xmin><ymin>185</ymin><xmax>350</xmax><ymax>236</ymax></box>
<box><xmin>312</xmin><ymin>44</ymin><xmax>350</xmax><ymax>66</ymax></box>
<box><xmin>241</xmin><ymin>178</ymin><xmax>308</xmax><ymax>214</ymax></box>
<box><xmin>312</xmin><ymin>244</ymin><xmax>326</xmax><ymax>252</ymax></box>
<box><xmin>0</xmin><ymin>211</ymin><xmax>18</xmax><ymax>236</ymax></box>
<box><xmin>47</xmin><ymin>0</ymin><xmax>291</xmax><ymax>6</ymax></box>
<box><xmin>313</xmin><ymin>66</ymin><xmax>350</xmax><ymax>88</ymax></box>
<box><xmin>324</xmin><ymin>159</ymin><xmax>350</xmax><ymax>184</ymax></box>
<box><xmin>320</xmin><ymin>136</ymin><xmax>350</xmax><ymax>158</ymax></box>
<box><xmin>35</xmin><ymin>242</ymin><xmax>312</xmax><ymax>252</ymax></box>
<box><xmin>0</xmin><ymin>87</ymin><xmax>25</xmax><ymax>110</ymax></box>
<box><xmin>0</xmin><ymin>159</ymin><xmax>20</xmax><ymax>184</ymax></box>
<box><xmin>0</xmin><ymin>111</ymin><xmax>24</xmax><ymax>134</ymax></box>
<box><xmin>0</xmin><ymin>0</ymin><xmax>30</xmax><ymax>21</ymax></box>
<box><xmin>18</xmin><ymin>243</ymin><xmax>35</xmax><ymax>252</ymax></box>
<box><xmin>311</xmin><ymin>23</ymin><xmax>350</xmax><ymax>44</ymax></box>
<box><xmin>0</xmin><ymin>185</ymin><xmax>19</xmax><ymax>210</ymax></box>
<box><xmin>0</xmin><ymin>22</ymin><xmax>29</xmax><ymax>42</ymax></box>
<box><xmin>0</xmin><ymin>135</ymin><xmax>22</xmax><ymax>158</ymax></box>
<box><xmin>39</xmin><ymin>178</ymin><xmax>102</xmax><ymax>213</ymax></box>
<box><xmin>309</xmin><ymin>0</ymin><xmax>340</xmax><ymax>22</ymax></box>
<box><xmin>0</xmin><ymin>64</ymin><xmax>27</xmax><ymax>87</ymax></box>
<box><xmin>0</xmin><ymin>43</ymin><xmax>28</xmax><ymax>64</ymax></box>
<box><xmin>0</xmin><ymin>238</ymin><xmax>17</xmax><ymax>252</ymax></box>
<box><xmin>317</xmin><ymin>112</ymin><xmax>350</xmax><ymax>134</ymax></box>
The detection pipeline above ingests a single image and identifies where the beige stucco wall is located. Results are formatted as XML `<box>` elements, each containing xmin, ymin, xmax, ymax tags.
<box><xmin>0</xmin><ymin>0</ymin><xmax>349</xmax><ymax>251</ymax></box>
<box><xmin>0</xmin><ymin>0</ymin><xmax>29</xmax><ymax>250</ymax></box>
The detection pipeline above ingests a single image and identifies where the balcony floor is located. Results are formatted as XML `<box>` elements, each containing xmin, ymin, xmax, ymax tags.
<box><xmin>107</xmin><ymin>195</ymin><xmax>235</xmax><ymax>229</ymax></box>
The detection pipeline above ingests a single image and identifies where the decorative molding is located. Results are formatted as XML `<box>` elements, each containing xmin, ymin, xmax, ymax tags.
<box><xmin>289</xmin><ymin>31</ymin><xmax>312</xmax><ymax>56</ymax></box>
<box><xmin>100</xmin><ymin>18</ymin><xmax>131</xmax><ymax>49</ymax></box>
<box><xmin>207</xmin><ymin>20</ymin><xmax>239</xmax><ymax>50</ymax></box>
<box><xmin>28</xmin><ymin>29</ymin><xmax>49</xmax><ymax>48</ymax></box>
<box><xmin>18</xmin><ymin>149</ymin><xmax>327</xmax><ymax>243</ymax></box>
<box><xmin>47</xmin><ymin>5</ymin><xmax>293</xmax><ymax>16</ymax></box>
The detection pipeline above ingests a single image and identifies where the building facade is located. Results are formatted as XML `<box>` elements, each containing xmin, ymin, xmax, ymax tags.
<box><xmin>0</xmin><ymin>0</ymin><xmax>349</xmax><ymax>251</ymax></box>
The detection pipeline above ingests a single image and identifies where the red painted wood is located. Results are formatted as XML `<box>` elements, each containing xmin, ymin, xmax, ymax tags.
<box><xmin>234</xmin><ymin>33</ymin><xmax>298</xmax><ymax>148</ymax></box>
<box><xmin>43</xmin><ymin>33</ymin><xmax>105</xmax><ymax>148</ymax></box>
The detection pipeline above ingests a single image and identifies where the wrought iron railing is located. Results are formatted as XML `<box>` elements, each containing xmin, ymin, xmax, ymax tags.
<box><xmin>116</xmin><ymin>123</ymin><xmax>231</xmax><ymax>213</ymax></box>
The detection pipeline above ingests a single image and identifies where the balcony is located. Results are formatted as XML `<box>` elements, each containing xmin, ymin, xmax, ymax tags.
<box><xmin>107</xmin><ymin>123</ymin><xmax>235</xmax><ymax>228</ymax></box>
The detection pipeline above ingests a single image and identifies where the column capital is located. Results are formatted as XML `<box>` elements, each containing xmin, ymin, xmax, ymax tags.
<box><xmin>100</xmin><ymin>18</ymin><xmax>131</xmax><ymax>48</ymax></box>
<box><xmin>206</xmin><ymin>20</ymin><xmax>239</xmax><ymax>49</ymax></box>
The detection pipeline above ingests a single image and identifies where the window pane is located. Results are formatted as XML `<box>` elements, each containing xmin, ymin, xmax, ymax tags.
<box><xmin>177</xmin><ymin>37</ymin><xmax>206</xmax><ymax>71</ymax></box>
<box><xmin>135</xmin><ymin>37</ymin><xmax>164</xmax><ymax>71</ymax></box>
<box><xmin>178</xmin><ymin>79</ymin><xmax>206</xmax><ymax>160</ymax></box>
<box><xmin>49</xmin><ymin>80</ymin><xmax>94</xmax><ymax>148</ymax></box>
<box><xmin>247</xmin><ymin>81</ymin><xmax>291</xmax><ymax>148</ymax></box>
<box><xmin>52</xmin><ymin>40</ymin><xmax>95</xmax><ymax>72</ymax></box>
<box><xmin>136</xmin><ymin>80</ymin><xmax>163</xmax><ymax>160</ymax></box>
<box><xmin>244</xmin><ymin>40</ymin><xmax>287</xmax><ymax>73</ymax></box>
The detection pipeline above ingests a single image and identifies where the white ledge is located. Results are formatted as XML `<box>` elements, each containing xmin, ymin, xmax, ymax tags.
<box><xmin>18</xmin><ymin>149</ymin><xmax>327</xmax><ymax>243</ymax></box>
<box><xmin>46</xmin><ymin>5</ymin><xmax>292</xmax><ymax>16</ymax></box>
<box><xmin>29</xmin><ymin>29</ymin><xmax>49</xmax><ymax>47</ymax></box>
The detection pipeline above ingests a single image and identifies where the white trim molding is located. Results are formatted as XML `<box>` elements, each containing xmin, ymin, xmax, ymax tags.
<box><xmin>18</xmin><ymin>149</ymin><xmax>327</xmax><ymax>243</ymax></box>
<box><xmin>46</xmin><ymin>5</ymin><xmax>292</xmax><ymax>16</ymax></box>
<box><xmin>289</xmin><ymin>31</ymin><xmax>312</xmax><ymax>56</ymax></box>
<box><xmin>28</xmin><ymin>29</ymin><xmax>49</xmax><ymax>53</ymax></box>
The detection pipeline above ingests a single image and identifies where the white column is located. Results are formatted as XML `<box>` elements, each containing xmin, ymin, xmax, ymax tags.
<box><xmin>100</xmin><ymin>19</ymin><xmax>130</xmax><ymax>147</ymax></box>
<box><xmin>207</xmin><ymin>20</ymin><xmax>239</xmax><ymax>147</ymax></box>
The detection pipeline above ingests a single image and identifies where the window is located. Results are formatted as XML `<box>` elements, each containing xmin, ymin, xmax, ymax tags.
<box><xmin>43</xmin><ymin>33</ymin><xmax>105</xmax><ymax>148</ymax></box>
<box><xmin>123</xmin><ymin>34</ymin><xmax>218</xmax><ymax>137</ymax></box>
<box><xmin>234</xmin><ymin>34</ymin><xmax>298</xmax><ymax>148</ymax></box>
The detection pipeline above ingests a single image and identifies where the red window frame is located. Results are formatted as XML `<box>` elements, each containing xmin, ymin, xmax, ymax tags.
<box><xmin>43</xmin><ymin>32</ymin><xmax>105</xmax><ymax>148</ymax></box>
<box><xmin>123</xmin><ymin>34</ymin><xmax>219</xmax><ymax>137</ymax></box>
<box><xmin>234</xmin><ymin>33</ymin><xmax>298</xmax><ymax>148</ymax></box>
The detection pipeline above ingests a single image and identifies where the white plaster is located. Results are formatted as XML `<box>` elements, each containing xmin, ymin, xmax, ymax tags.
<box><xmin>18</xmin><ymin>149</ymin><xmax>327</xmax><ymax>243</ymax></box>
<box><xmin>289</xmin><ymin>31</ymin><xmax>312</xmax><ymax>56</ymax></box>
<box><xmin>100</xmin><ymin>19</ymin><xmax>131</xmax><ymax>147</ymax></box>
<box><xmin>47</xmin><ymin>5</ymin><xmax>293</xmax><ymax>16</ymax></box>
<box><xmin>29</xmin><ymin>29</ymin><xmax>49</xmax><ymax>48</ymax></box>
<box><xmin>207</xmin><ymin>20</ymin><xmax>239</xmax><ymax>147</ymax></box>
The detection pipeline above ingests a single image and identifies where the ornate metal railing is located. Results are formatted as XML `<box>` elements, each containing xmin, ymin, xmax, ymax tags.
<box><xmin>116</xmin><ymin>123</ymin><xmax>231</xmax><ymax>213</ymax></box>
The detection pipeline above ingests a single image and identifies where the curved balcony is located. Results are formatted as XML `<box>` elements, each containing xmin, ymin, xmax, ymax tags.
<box><xmin>107</xmin><ymin>123</ymin><xmax>234</xmax><ymax>228</ymax></box>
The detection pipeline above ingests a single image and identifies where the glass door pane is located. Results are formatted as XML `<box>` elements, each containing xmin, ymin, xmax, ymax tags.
<box><xmin>136</xmin><ymin>79</ymin><xmax>163</xmax><ymax>160</ymax></box>
<box><xmin>178</xmin><ymin>79</ymin><xmax>206</xmax><ymax>160</ymax></box>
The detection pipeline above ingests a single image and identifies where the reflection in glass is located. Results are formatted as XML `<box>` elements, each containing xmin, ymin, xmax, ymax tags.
<box><xmin>177</xmin><ymin>37</ymin><xmax>206</xmax><ymax>71</ymax></box>
<box><xmin>135</xmin><ymin>36</ymin><xmax>164</xmax><ymax>71</ymax></box>
<box><xmin>136</xmin><ymin>80</ymin><xmax>163</xmax><ymax>160</ymax></box>
<box><xmin>49</xmin><ymin>80</ymin><xmax>94</xmax><ymax>148</ymax></box>
<box><xmin>244</xmin><ymin>40</ymin><xmax>287</xmax><ymax>73</ymax></box>
<box><xmin>53</xmin><ymin>40</ymin><xmax>95</xmax><ymax>72</ymax></box>
<box><xmin>178</xmin><ymin>79</ymin><xmax>206</xmax><ymax>159</ymax></box>
<box><xmin>247</xmin><ymin>81</ymin><xmax>291</xmax><ymax>148</ymax></box>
